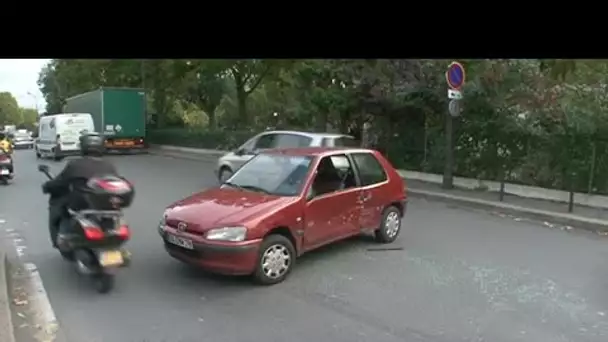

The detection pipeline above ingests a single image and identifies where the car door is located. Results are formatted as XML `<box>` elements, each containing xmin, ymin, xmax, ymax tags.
<box><xmin>302</xmin><ymin>155</ymin><xmax>361</xmax><ymax>251</ymax></box>
<box><xmin>350</xmin><ymin>152</ymin><xmax>390</xmax><ymax>231</ymax></box>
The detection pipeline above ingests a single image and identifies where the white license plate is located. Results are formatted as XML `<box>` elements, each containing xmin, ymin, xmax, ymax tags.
<box><xmin>99</xmin><ymin>250</ymin><xmax>124</xmax><ymax>267</ymax></box>
<box><xmin>167</xmin><ymin>234</ymin><xmax>194</xmax><ymax>250</ymax></box>
<box><xmin>0</xmin><ymin>169</ymin><xmax>8</xmax><ymax>175</ymax></box>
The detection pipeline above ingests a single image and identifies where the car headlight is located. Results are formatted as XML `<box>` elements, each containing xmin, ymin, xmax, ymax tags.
<box><xmin>206</xmin><ymin>226</ymin><xmax>247</xmax><ymax>242</ymax></box>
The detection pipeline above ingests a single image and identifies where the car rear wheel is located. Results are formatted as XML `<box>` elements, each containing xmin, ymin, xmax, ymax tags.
<box><xmin>374</xmin><ymin>206</ymin><xmax>402</xmax><ymax>243</ymax></box>
<box><xmin>253</xmin><ymin>234</ymin><xmax>296</xmax><ymax>285</ymax></box>
<box><xmin>218</xmin><ymin>167</ymin><xmax>233</xmax><ymax>183</ymax></box>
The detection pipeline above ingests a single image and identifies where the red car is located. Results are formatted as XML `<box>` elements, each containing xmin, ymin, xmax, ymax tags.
<box><xmin>158</xmin><ymin>147</ymin><xmax>407</xmax><ymax>285</ymax></box>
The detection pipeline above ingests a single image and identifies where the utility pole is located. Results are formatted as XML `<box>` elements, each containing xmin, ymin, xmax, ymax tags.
<box><xmin>443</xmin><ymin>62</ymin><xmax>466</xmax><ymax>189</ymax></box>
<box><xmin>140</xmin><ymin>59</ymin><xmax>147</xmax><ymax>124</ymax></box>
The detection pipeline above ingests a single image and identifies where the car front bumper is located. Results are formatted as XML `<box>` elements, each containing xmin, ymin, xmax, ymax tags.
<box><xmin>159</xmin><ymin>226</ymin><xmax>261</xmax><ymax>275</ymax></box>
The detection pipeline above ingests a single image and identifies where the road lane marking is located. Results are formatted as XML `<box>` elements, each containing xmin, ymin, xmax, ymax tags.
<box><xmin>2</xmin><ymin>219</ymin><xmax>60</xmax><ymax>341</ymax></box>
<box><xmin>23</xmin><ymin>263</ymin><xmax>59</xmax><ymax>340</ymax></box>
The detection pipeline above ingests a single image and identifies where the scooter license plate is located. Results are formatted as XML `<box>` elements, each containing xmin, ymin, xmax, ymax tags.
<box><xmin>99</xmin><ymin>250</ymin><xmax>123</xmax><ymax>267</ymax></box>
<box><xmin>0</xmin><ymin>169</ymin><xmax>8</xmax><ymax>175</ymax></box>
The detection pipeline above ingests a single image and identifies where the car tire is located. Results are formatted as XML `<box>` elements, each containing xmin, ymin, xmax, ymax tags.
<box><xmin>253</xmin><ymin>234</ymin><xmax>296</xmax><ymax>286</ymax></box>
<box><xmin>374</xmin><ymin>206</ymin><xmax>402</xmax><ymax>244</ymax></box>
<box><xmin>218</xmin><ymin>167</ymin><xmax>233</xmax><ymax>183</ymax></box>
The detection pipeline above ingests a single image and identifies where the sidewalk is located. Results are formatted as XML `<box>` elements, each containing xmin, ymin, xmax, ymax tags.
<box><xmin>149</xmin><ymin>145</ymin><xmax>608</xmax><ymax>233</ymax></box>
<box><xmin>405</xmin><ymin>179</ymin><xmax>608</xmax><ymax>233</ymax></box>
<box><xmin>406</xmin><ymin>179</ymin><xmax>608</xmax><ymax>221</ymax></box>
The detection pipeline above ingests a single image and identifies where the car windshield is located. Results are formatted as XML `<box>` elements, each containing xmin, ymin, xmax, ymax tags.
<box><xmin>225</xmin><ymin>154</ymin><xmax>313</xmax><ymax>196</ymax></box>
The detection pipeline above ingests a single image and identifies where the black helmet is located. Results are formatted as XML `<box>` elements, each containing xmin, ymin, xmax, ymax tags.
<box><xmin>79</xmin><ymin>133</ymin><xmax>104</xmax><ymax>156</ymax></box>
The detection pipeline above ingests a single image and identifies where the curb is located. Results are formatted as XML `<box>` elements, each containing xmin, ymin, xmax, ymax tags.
<box><xmin>0</xmin><ymin>251</ymin><xmax>15</xmax><ymax>342</ymax></box>
<box><xmin>408</xmin><ymin>188</ymin><xmax>608</xmax><ymax>233</ymax></box>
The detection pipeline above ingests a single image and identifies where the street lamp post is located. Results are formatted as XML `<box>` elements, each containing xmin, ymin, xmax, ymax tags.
<box><xmin>26</xmin><ymin>91</ymin><xmax>39</xmax><ymax>112</ymax></box>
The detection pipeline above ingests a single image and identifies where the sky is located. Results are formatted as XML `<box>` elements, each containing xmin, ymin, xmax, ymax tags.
<box><xmin>0</xmin><ymin>59</ymin><xmax>49</xmax><ymax>112</ymax></box>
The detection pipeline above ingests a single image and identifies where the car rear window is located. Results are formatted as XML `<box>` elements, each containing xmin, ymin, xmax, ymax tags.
<box><xmin>275</xmin><ymin>134</ymin><xmax>313</xmax><ymax>148</ymax></box>
<box><xmin>352</xmin><ymin>153</ymin><xmax>387</xmax><ymax>186</ymax></box>
<box><xmin>322</xmin><ymin>136</ymin><xmax>359</xmax><ymax>147</ymax></box>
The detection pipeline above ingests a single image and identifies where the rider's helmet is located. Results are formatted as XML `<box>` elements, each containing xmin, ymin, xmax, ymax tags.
<box><xmin>79</xmin><ymin>132</ymin><xmax>105</xmax><ymax>157</ymax></box>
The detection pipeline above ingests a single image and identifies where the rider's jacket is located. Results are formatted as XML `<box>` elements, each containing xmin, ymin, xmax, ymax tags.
<box><xmin>0</xmin><ymin>139</ymin><xmax>12</xmax><ymax>154</ymax></box>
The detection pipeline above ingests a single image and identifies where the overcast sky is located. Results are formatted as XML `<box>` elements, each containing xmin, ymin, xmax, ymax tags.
<box><xmin>0</xmin><ymin>59</ymin><xmax>49</xmax><ymax>112</ymax></box>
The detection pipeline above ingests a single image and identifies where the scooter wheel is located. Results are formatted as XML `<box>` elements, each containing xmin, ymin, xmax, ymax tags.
<box><xmin>94</xmin><ymin>273</ymin><xmax>115</xmax><ymax>294</ymax></box>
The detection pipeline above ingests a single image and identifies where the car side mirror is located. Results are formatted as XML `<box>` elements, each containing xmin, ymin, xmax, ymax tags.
<box><xmin>38</xmin><ymin>164</ymin><xmax>49</xmax><ymax>173</ymax></box>
<box><xmin>234</xmin><ymin>148</ymin><xmax>244</xmax><ymax>156</ymax></box>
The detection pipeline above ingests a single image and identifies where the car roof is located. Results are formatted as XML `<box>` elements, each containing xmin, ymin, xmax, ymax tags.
<box><xmin>261</xmin><ymin>130</ymin><xmax>353</xmax><ymax>139</ymax></box>
<box><xmin>264</xmin><ymin>147</ymin><xmax>376</xmax><ymax>157</ymax></box>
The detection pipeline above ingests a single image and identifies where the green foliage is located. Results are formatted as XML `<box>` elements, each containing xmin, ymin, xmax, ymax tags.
<box><xmin>0</xmin><ymin>92</ymin><xmax>39</xmax><ymax>129</ymax></box>
<box><xmin>38</xmin><ymin>59</ymin><xmax>608</xmax><ymax>194</ymax></box>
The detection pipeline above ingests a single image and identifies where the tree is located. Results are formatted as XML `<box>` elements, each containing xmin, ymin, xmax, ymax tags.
<box><xmin>227</xmin><ymin>59</ymin><xmax>290</xmax><ymax>126</ymax></box>
<box><xmin>0</xmin><ymin>92</ymin><xmax>22</xmax><ymax>125</ymax></box>
<box><xmin>19</xmin><ymin>108</ymin><xmax>39</xmax><ymax>130</ymax></box>
<box><xmin>174</xmin><ymin>60</ymin><xmax>227</xmax><ymax>129</ymax></box>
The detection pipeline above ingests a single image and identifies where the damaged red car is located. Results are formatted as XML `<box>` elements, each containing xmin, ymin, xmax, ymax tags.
<box><xmin>158</xmin><ymin>147</ymin><xmax>407</xmax><ymax>285</ymax></box>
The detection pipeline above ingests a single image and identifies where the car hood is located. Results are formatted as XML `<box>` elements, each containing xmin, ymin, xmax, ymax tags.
<box><xmin>164</xmin><ymin>187</ymin><xmax>298</xmax><ymax>232</ymax></box>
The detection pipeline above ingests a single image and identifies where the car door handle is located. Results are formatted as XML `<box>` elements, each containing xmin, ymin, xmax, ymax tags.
<box><xmin>359</xmin><ymin>193</ymin><xmax>372</xmax><ymax>202</ymax></box>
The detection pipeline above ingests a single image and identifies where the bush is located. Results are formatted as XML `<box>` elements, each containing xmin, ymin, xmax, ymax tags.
<box><xmin>148</xmin><ymin>128</ymin><xmax>255</xmax><ymax>151</ymax></box>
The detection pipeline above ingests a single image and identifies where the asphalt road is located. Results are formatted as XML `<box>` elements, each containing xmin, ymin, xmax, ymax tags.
<box><xmin>2</xmin><ymin>149</ymin><xmax>608</xmax><ymax>342</ymax></box>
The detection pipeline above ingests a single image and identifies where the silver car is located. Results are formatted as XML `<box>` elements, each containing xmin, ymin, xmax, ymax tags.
<box><xmin>12</xmin><ymin>132</ymin><xmax>34</xmax><ymax>149</ymax></box>
<box><xmin>215</xmin><ymin>130</ymin><xmax>358</xmax><ymax>182</ymax></box>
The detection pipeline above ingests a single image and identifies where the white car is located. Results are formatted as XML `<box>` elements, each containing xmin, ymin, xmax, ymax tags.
<box><xmin>12</xmin><ymin>132</ymin><xmax>34</xmax><ymax>149</ymax></box>
<box><xmin>215</xmin><ymin>130</ymin><xmax>358</xmax><ymax>182</ymax></box>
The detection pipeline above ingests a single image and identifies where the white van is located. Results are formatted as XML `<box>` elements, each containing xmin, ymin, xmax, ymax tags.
<box><xmin>36</xmin><ymin>113</ymin><xmax>95</xmax><ymax>161</ymax></box>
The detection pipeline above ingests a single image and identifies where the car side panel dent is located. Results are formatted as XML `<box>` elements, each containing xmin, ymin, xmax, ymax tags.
<box><xmin>250</xmin><ymin>203</ymin><xmax>306</xmax><ymax>254</ymax></box>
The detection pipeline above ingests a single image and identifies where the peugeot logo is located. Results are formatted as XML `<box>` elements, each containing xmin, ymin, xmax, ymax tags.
<box><xmin>177</xmin><ymin>222</ymin><xmax>187</xmax><ymax>232</ymax></box>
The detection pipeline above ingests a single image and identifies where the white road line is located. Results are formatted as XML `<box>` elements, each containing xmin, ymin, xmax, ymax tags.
<box><xmin>3</xmin><ymin>221</ymin><xmax>61</xmax><ymax>341</ymax></box>
<box><xmin>24</xmin><ymin>263</ymin><xmax>59</xmax><ymax>339</ymax></box>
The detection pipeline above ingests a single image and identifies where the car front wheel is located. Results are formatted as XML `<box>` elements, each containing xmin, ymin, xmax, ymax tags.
<box><xmin>218</xmin><ymin>167</ymin><xmax>233</xmax><ymax>183</ymax></box>
<box><xmin>253</xmin><ymin>234</ymin><xmax>296</xmax><ymax>285</ymax></box>
<box><xmin>375</xmin><ymin>206</ymin><xmax>402</xmax><ymax>243</ymax></box>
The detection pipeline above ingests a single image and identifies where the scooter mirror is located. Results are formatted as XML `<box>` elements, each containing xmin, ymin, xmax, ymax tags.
<box><xmin>37</xmin><ymin>164</ymin><xmax>49</xmax><ymax>173</ymax></box>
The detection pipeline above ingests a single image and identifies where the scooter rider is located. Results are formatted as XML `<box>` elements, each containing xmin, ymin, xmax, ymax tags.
<box><xmin>0</xmin><ymin>132</ymin><xmax>14</xmax><ymax>174</ymax></box>
<box><xmin>42</xmin><ymin>133</ymin><xmax>118</xmax><ymax>248</ymax></box>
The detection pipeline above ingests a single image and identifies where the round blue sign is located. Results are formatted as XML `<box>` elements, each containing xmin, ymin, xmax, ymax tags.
<box><xmin>446</xmin><ymin>62</ymin><xmax>465</xmax><ymax>89</ymax></box>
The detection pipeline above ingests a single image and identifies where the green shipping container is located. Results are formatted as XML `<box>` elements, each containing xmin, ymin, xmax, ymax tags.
<box><xmin>64</xmin><ymin>87</ymin><xmax>146</xmax><ymax>148</ymax></box>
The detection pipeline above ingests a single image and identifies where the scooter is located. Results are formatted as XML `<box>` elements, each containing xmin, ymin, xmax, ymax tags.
<box><xmin>37</xmin><ymin>164</ymin><xmax>134</xmax><ymax>293</ymax></box>
<box><xmin>0</xmin><ymin>150</ymin><xmax>14</xmax><ymax>185</ymax></box>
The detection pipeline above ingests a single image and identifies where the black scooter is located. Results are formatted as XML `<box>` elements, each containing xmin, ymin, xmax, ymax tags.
<box><xmin>38</xmin><ymin>164</ymin><xmax>133</xmax><ymax>293</ymax></box>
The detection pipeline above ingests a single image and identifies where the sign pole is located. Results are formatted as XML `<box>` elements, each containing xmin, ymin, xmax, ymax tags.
<box><xmin>443</xmin><ymin>61</ymin><xmax>466</xmax><ymax>190</ymax></box>
<box><xmin>443</xmin><ymin>104</ymin><xmax>454</xmax><ymax>189</ymax></box>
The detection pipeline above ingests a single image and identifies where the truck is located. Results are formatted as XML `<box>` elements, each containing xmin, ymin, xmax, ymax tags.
<box><xmin>64</xmin><ymin>87</ymin><xmax>147</xmax><ymax>151</ymax></box>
